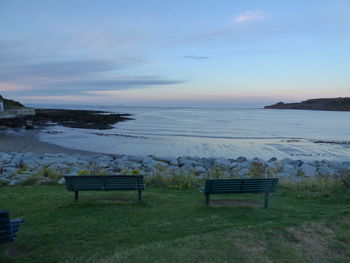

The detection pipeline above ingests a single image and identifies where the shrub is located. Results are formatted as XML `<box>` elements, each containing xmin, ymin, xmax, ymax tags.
<box><xmin>131</xmin><ymin>170</ymin><xmax>140</xmax><ymax>175</ymax></box>
<box><xmin>0</xmin><ymin>179</ymin><xmax>9</xmax><ymax>186</ymax></box>
<box><xmin>38</xmin><ymin>166</ymin><xmax>61</xmax><ymax>181</ymax></box>
<box><xmin>248</xmin><ymin>162</ymin><xmax>266</xmax><ymax>178</ymax></box>
<box><xmin>20</xmin><ymin>167</ymin><xmax>62</xmax><ymax>185</ymax></box>
<box><xmin>207</xmin><ymin>168</ymin><xmax>225</xmax><ymax>179</ymax></box>
<box><xmin>145</xmin><ymin>173</ymin><xmax>204</xmax><ymax>190</ymax></box>
<box><xmin>89</xmin><ymin>161</ymin><xmax>101</xmax><ymax>175</ymax></box>
<box><xmin>340</xmin><ymin>170</ymin><xmax>350</xmax><ymax>189</ymax></box>
<box><xmin>17</xmin><ymin>159</ymin><xmax>26</xmax><ymax>171</ymax></box>
<box><xmin>78</xmin><ymin>169</ymin><xmax>91</xmax><ymax>176</ymax></box>
<box><xmin>77</xmin><ymin>169</ymin><xmax>108</xmax><ymax>176</ymax></box>
<box><xmin>20</xmin><ymin>174</ymin><xmax>43</xmax><ymax>185</ymax></box>
<box><xmin>279</xmin><ymin>175</ymin><xmax>347</xmax><ymax>198</ymax></box>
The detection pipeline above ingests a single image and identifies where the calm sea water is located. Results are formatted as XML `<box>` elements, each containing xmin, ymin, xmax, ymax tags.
<box><xmin>36</xmin><ymin>105</ymin><xmax>350</xmax><ymax>160</ymax></box>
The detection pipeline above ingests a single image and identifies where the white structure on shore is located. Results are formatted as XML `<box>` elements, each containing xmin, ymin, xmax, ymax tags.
<box><xmin>0</xmin><ymin>108</ymin><xmax>35</xmax><ymax>119</ymax></box>
<box><xmin>0</xmin><ymin>98</ymin><xmax>4</xmax><ymax>112</ymax></box>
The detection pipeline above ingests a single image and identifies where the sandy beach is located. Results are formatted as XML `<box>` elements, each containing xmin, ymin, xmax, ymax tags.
<box><xmin>0</xmin><ymin>128</ymin><xmax>95</xmax><ymax>155</ymax></box>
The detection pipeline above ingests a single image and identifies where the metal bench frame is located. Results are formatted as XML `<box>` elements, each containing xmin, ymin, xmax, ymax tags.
<box><xmin>0</xmin><ymin>210</ymin><xmax>24</xmax><ymax>244</ymax></box>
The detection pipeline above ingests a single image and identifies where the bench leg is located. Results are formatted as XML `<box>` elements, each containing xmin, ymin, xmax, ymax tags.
<box><xmin>75</xmin><ymin>191</ymin><xmax>79</xmax><ymax>201</ymax></box>
<box><xmin>138</xmin><ymin>190</ymin><xmax>142</xmax><ymax>201</ymax></box>
<box><xmin>205</xmin><ymin>194</ymin><xmax>210</xmax><ymax>206</ymax></box>
<box><xmin>264</xmin><ymin>192</ymin><xmax>269</xmax><ymax>209</ymax></box>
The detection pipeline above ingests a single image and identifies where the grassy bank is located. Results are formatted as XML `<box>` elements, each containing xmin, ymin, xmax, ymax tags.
<box><xmin>1</xmin><ymin>185</ymin><xmax>349</xmax><ymax>263</ymax></box>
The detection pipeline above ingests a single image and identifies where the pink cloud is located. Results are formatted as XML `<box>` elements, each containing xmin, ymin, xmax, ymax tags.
<box><xmin>0</xmin><ymin>82</ymin><xmax>32</xmax><ymax>91</ymax></box>
<box><xmin>234</xmin><ymin>10</ymin><xmax>268</xmax><ymax>23</ymax></box>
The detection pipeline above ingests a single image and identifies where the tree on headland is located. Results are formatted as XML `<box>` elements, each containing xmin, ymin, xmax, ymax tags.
<box><xmin>0</xmin><ymin>95</ymin><xmax>24</xmax><ymax>109</ymax></box>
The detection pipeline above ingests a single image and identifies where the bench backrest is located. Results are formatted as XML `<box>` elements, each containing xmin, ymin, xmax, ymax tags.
<box><xmin>204</xmin><ymin>178</ymin><xmax>279</xmax><ymax>194</ymax></box>
<box><xmin>64</xmin><ymin>175</ymin><xmax>145</xmax><ymax>191</ymax></box>
<box><xmin>0</xmin><ymin>210</ymin><xmax>13</xmax><ymax>243</ymax></box>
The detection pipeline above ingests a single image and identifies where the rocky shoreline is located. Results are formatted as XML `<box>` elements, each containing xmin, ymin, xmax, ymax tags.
<box><xmin>0</xmin><ymin>108</ymin><xmax>133</xmax><ymax>129</ymax></box>
<box><xmin>1</xmin><ymin>152</ymin><xmax>349</xmax><ymax>186</ymax></box>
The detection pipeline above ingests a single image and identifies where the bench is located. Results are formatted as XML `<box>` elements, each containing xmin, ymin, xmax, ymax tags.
<box><xmin>64</xmin><ymin>175</ymin><xmax>145</xmax><ymax>201</ymax></box>
<box><xmin>202</xmin><ymin>178</ymin><xmax>279</xmax><ymax>208</ymax></box>
<box><xmin>0</xmin><ymin>210</ymin><xmax>24</xmax><ymax>244</ymax></box>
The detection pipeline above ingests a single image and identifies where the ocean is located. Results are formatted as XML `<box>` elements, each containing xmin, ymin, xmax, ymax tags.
<box><xmin>35</xmin><ymin>105</ymin><xmax>350</xmax><ymax>161</ymax></box>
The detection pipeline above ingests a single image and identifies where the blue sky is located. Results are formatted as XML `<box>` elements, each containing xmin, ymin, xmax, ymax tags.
<box><xmin>0</xmin><ymin>0</ymin><xmax>349</xmax><ymax>106</ymax></box>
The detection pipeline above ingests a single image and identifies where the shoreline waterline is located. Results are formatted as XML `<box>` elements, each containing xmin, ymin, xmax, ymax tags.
<box><xmin>0</xmin><ymin>129</ymin><xmax>99</xmax><ymax>155</ymax></box>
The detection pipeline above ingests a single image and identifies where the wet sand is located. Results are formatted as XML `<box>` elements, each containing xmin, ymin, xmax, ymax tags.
<box><xmin>0</xmin><ymin>129</ymin><xmax>96</xmax><ymax>155</ymax></box>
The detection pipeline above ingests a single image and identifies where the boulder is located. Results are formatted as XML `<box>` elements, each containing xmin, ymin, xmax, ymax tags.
<box><xmin>318</xmin><ymin>166</ymin><xmax>338</xmax><ymax>176</ymax></box>
<box><xmin>9</xmin><ymin>179</ymin><xmax>21</xmax><ymax>186</ymax></box>
<box><xmin>281</xmin><ymin>164</ymin><xmax>298</xmax><ymax>176</ymax></box>
<box><xmin>58</xmin><ymin>177</ymin><xmax>65</xmax><ymax>184</ymax></box>
<box><xmin>275</xmin><ymin>172</ymin><xmax>290</xmax><ymax>178</ymax></box>
<box><xmin>339</xmin><ymin>162</ymin><xmax>350</xmax><ymax>171</ymax></box>
<box><xmin>36</xmin><ymin>177</ymin><xmax>53</xmax><ymax>185</ymax></box>
<box><xmin>299</xmin><ymin>163</ymin><xmax>317</xmax><ymax>177</ymax></box>
<box><xmin>236</xmin><ymin>156</ymin><xmax>247</xmax><ymax>163</ymax></box>
<box><xmin>214</xmin><ymin>157</ymin><xmax>231</xmax><ymax>168</ymax></box>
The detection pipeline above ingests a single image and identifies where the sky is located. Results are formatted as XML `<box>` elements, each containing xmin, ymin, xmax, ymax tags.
<box><xmin>0</xmin><ymin>0</ymin><xmax>349</xmax><ymax>107</ymax></box>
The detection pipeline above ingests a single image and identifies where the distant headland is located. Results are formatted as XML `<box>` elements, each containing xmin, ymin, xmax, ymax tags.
<box><xmin>264</xmin><ymin>97</ymin><xmax>350</xmax><ymax>111</ymax></box>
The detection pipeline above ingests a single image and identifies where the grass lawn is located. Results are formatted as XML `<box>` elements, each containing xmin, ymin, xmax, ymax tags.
<box><xmin>1</xmin><ymin>185</ymin><xmax>349</xmax><ymax>263</ymax></box>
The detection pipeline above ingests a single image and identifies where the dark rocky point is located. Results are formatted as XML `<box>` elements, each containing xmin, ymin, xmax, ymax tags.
<box><xmin>0</xmin><ymin>108</ymin><xmax>133</xmax><ymax>130</ymax></box>
<box><xmin>264</xmin><ymin>97</ymin><xmax>350</xmax><ymax>111</ymax></box>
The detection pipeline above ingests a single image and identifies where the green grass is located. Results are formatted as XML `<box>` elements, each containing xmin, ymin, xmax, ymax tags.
<box><xmin>1</xmin><ymin>185</ymin><xmax>349</xmax><ymax>263</ymax></box>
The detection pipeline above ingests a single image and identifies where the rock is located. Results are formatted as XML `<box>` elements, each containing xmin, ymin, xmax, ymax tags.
<box><xmin>281</xmin><ymin>158</ymin><xmax>294</xmax><ymax>165</ymax></box>
<box><xmin>267</xmin><ymin>160</ymin><xmax>282</xmax><ymax>171</ymax></box>
<box><xmin>9</xmin><ymin>180</ymin><xmax>21</xmax><ymax>186</ymax></box>
<box><xmin>299</xmin><ymin>164</ymin><xmax>317</xmax><ymax>177</ymax></box>
<box><xmin>154</xmin><ymin>157</ymin><xmax>178</xmax><ymax>166</ymax></box>
<box><xmin>178</xmin><ymin>157</ymin><xmax>198</xmax><ymax>168</ymax></box>
<box><xmin>339</xmin><ymin>162</ymin><xmax>350</xmax><ymax>171</ymax></box>
<box><xmin>58</xmin><ymin>177</ymin><xmax>65</xmax><ymax>184</ymax></box>
<box><xmin>0</xmin><ymin>178</ymin><xmax>11</xmax><ymax>185</ymax></box>
<box><xmin>290</xmin><ymin>160</ymin><xmax>303</xmax><ymax>167</ymax></box>
<box><xmin>268</xmin><ymin>157</ymin><xmax>277</xmax><ymax>162</ymax></box>
<box><xmin>275</xmin><ymin>172</ymin><xmax>290</xmax><ymax>177</ymax></box>
<box><xmin>0</xmin><ymin>153</ymin><xmax>12</xmax><ymax>164</ymax></box>
<box><xmin>3</xmin><ymin>167</ymin><xmax>18</xmax><ymax>175</ymax></box>
<box><xmin>240</xmin><ymin>160</ymin><xmax>253</xmax><ymax>169</ymax></box>
<box><xmin>281</xmin><ymin>164</ymin><xmax>298</xmax><ymax>176</ymax></box>
<box><xmin>36</xmin><ymin>177</ymin><xmax>53</xmax><ymax>185</ymax></box>
<box><xmin>238</xmin><ymin>168</ymin><xmax>249</xmax><ymax>177</ymax></box>
<box><xmin>318</xmin><ymin>166</ymin><xmax>338</xmax><ymax>176</ymax></box>
<box><xmin>49</xmin><ymin>163</ymin><xmax>70</xmax><ymax>170</ymax></box>
<box><xmin>214</xmin><ymin>157</ymin><xmax>231</xmax><ymax>167</ymax></box>
<box><xmin>193</xmin><ymin>166</ymin><xmax>207</xmax><ymax>176</ymax></box>
<box><xmin>236</xmin><ymin>156</ymin><xmax>247</xmax><ymax>163</ymax></box>
<box><xmin>124</xmin><ymin>155</ymin><xmax>142</xmax><ymax>163</ymax></box>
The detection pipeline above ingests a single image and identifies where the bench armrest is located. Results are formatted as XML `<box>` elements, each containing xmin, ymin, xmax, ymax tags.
<box><xmin>11</xmin><ymin>218</ymin><xmax>24</xmax><ymax>224</ymax></box>
<box><xmin>10</xmin><ymin>218</ymin><xmax>24</xmax><ymax>240</ymax></box>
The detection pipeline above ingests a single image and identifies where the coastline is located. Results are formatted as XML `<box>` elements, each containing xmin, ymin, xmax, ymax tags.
<box><xmin>1</xmin><ymin>127</ymin><xmax>349</xmax><ymax>187</ymax></box>
<box><xmin>1</xmin><ymin>107</ymin><xmax>350</xmax><ymax>161</ymax></box>
<box><xmin>0</xmin><ymin>129</ymin><xmax>97</xmax><ymax>155</ymax></box>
